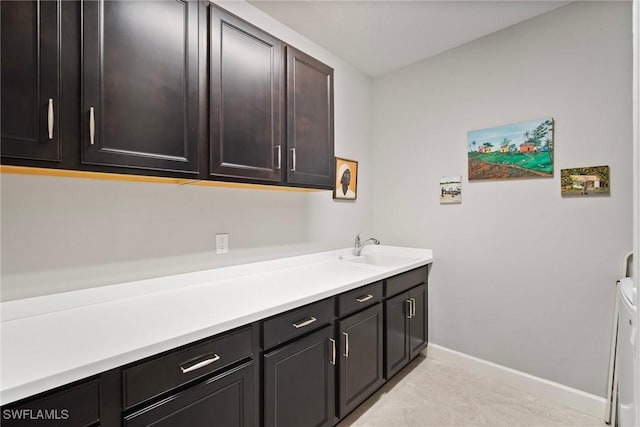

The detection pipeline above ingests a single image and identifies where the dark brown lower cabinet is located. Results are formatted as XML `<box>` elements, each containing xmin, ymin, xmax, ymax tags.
<box><xmin>263</xmin><ymin>325</ymin><xmax>335</xmax><ymax>427</ymax></box>
<box><xmin>337</xmin><ymin>304</ymin><xmax>384</xmax><ymax>418</ymax></box>
<box><xmin>0</xmin><ymin>379</ymin><xmax>100</xmax><ymax>427</ymax></box>
<box><xmin>409</xmin><ymin>283</ymin><xmax>428</xmax><ymax>360</ymax></box>
<box><xmin>1</xmin><ymin>269</ymin><xmax>429</xmax><ymax>427</ymax></box>
<box><xmin>124</xmin><ymin>361</ymin><xmax>254</xmax><ymax>427</ymax></box>
<box><xmin>385</xmin><ymin>283</ymin><xmax>428</xmax><ymax>379</ymax></box>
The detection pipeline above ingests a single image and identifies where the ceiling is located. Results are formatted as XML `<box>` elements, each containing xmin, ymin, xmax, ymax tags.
<box><xmin>249</xmin><ymin>1</ymin><xmax>570</xmax><ymax>77</ymax></box>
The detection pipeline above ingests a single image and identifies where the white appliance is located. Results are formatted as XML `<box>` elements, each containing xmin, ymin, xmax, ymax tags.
<box><xmin>617</xmin><ymin>277</ymin><xmax>636</xmax><ymax>427</ymax></box>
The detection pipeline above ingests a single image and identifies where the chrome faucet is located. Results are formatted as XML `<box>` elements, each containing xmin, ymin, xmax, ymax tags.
<box><xmin>353</xmin><ymin>233</ymin><xmax>381</xmax><ymax>256</ymax></box>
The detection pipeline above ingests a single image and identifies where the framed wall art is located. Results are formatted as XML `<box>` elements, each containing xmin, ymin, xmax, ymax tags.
<box><xmin>467</xmin><ymin>117</ymin><xmax>554</xmax><ymax>181</ymax></box>
<box><xmin>561</xmin><ymin>166</ymin><xmax>610</xmax><ymax>197</ymax></box>
<box><xmin>334</xmin><ymin>157</ymin><xmax>358</xmax><ymax>200</ymax></box>
<box><xmin>440</xmin><ymin>176</ymin><xmax>462</xmax><ymax>204</ymax></box>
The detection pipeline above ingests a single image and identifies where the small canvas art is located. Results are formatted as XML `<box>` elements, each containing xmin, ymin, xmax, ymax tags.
<box><xmin>334</xmin><ymin>157</ymin><xmax>358</xmax><ymax>200</ymax></box>
<box><xmin>561</xmin><ymin>166</ymin><xmax>610</xmax><ymax>197</ymax></box>
<box><xmin>467</xmin><ymin>118</ymin><xmax>554</xmax><ymax>181</ymax></box>
<box><xmin>440</xmin><ymin>176</ymin><xmax>462</xmax><ymax>204</ymax></box>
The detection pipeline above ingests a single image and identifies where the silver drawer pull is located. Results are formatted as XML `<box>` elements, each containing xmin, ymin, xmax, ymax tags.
<box><xmin>47</xmin><ymin>99</ymin><xmax>54</xmax><ymax>139</ymax></box>
<box><xmin>276</xmin><ymin>145</ymin><xmax>281</xmax><ymax>170</ymax></box>
<box><xmin>406</xmin><ymin>300</ymin><xmax>412</xmax><ymax>319</ymax></box>
<box><xmin>293</xmin><ymin>316</ymin><xmax>317</xmax><ymax>329</ymax></box>
<box><xmin>410</xmin><ymin>298</ymin><xmax>416</xmax><ymax>317</ymax></box>
<box><xmin>89</xmin><ymin>107</ymin><xmax>95</xmax><ymax>145</ymax></box>
<box><xmin>329</xmin><ymin>338</ymin><xmax>336</xmax><ymax>365</ymax></box>
<box><xmin>179</xmin><ymin>353</ymin><xmax>220</xmax><ymax>374</ymax></box>
<box><xmin>356</xmin><ymin>294</ymin><xmax>374</xmax><ymax>303</ymax></box>
<box><xmin>343</xmin><ymin>332</ymin><xmax>349</xmax><ymax>357</ymax></box>
<box><xmin>290</xmin><ymin>148</ymin><xmax>296</xmax><ymax>171</ymax></box>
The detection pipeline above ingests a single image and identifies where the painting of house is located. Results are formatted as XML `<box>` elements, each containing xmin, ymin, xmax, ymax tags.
<box><xmin>518</xmin><ymin>143</ymin><xmax>536</xmax><ymax>153</ymax></box>
<box><xmin>570</xmin><ymin>175</ymin><xmax>600</xmax><ymax>190</ymax></box>
<box><xmin>467</xmin><ymin>117</ymin><xmax>554</xmax><ymax>180</ymax></box>
<box><xmin>561</xmin><ymin>166</ymin><xmax>610</xmax><ymax>196</ymax></box>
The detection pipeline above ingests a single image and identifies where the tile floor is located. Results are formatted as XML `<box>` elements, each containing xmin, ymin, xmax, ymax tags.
<box><xmin>337</xmin><ymin>355</ymin><xmax>605</xmax><ymax>427</ymax></box>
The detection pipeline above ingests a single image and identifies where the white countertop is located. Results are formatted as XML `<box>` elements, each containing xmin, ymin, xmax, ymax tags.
<box><xmin>0</xmin><ymin>245</ymin><xmax>433</xmax><ymax>405</ymax></box>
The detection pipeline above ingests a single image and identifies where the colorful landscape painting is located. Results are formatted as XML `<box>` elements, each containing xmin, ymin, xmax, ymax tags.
<box><xmin>467</xmin><ymin>118</ymin><xmax>554</xmax><ymax>181</ymax></box>
<box><xmin>440</xmin><ymin>176</ymin><xmax>462</xmax><ymax>204</ymax></box>
<box><xmin>561</xmin><ymin>166</ymin><xmax>610</xmax><ymax>197</ymax></box>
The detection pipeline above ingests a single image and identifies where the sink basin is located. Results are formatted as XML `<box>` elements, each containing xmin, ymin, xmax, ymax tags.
<box><xmin>340</xmin><ymin>253</ymin><xmax>417</xmax><ymax>267</ymax></box>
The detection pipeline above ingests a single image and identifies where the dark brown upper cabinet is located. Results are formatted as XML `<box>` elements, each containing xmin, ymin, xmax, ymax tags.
<box><xmin>1</xmin><ymin>0</ymin><xmax>61</xmax><ymax>162</ymax></box>
<box><xmin>209</xmin><ymin>6</ymin><xmax>284</xmax><ymax>183</ymax></box>
<box><xmin>286</xmin><ymin>46</ymin><xmax>334</xmax><ymax>189</ymax></box>
<box><xmin>209</xmin><ymin>5</ymin><xmax>334</xmax><ymax>189</ymax></box>
<box><xmin>81</xmin><ymin>0</ymin><xmax>200</xmax><ymax>175</ymax></box>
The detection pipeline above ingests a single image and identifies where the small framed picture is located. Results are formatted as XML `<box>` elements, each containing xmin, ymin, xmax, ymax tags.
<box><xmin>334</xmin><ymin>157</ymin><xmax>358</xmax><ymax>200</ymax></box>
<box><xmin>561</xmin><ymin>165</ymin><xmax>610</xmax><ymax>197</ymax></box>
<box><xmin>440</xmin><ymin>176</ymin><xmax>462</xmax><ymax>204</ymax></box>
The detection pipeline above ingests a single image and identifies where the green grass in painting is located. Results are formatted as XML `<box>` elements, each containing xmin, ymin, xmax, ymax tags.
<box><xmin>468</xmin><ymin>152</ymin><xmax>552</xmax><ymax>174</ymax></box>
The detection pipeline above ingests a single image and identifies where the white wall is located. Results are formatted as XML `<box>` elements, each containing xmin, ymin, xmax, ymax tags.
<box><xmin>0</xmin><ymin>1</ymin><xmax>373</xmax><ymax>301</ymax></box>
<box><xmin>371</xmin><ymin>1</ymin><xmax>632</xmax><ymax>397</ymax></box>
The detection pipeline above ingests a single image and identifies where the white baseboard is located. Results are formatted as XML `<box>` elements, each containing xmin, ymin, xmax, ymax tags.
<box><xmin>426</xmin><ymin>344</ymin><xmax>607</xmax><ymax>421</ymax></box>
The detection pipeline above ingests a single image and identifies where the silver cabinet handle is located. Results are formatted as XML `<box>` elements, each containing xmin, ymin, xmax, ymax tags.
<box><xmin>89</xmin><ymin>107</ymin><xmax>95</xmax><ymax>145</ymax></box>
<box><xmin>179</xmin><ymin>353</ymin><xmax>220</xmax><ymax>374</ymax></box>
<box><xmin>356</xmin><ymin>294</ymin><xmax>374</xmax><ymax>303</ymax></box>
<box><xmin>290</xmin><ymin>148</ymin><xmax>296</xmax><ymax>171</ymax></box>
<box><xmin>343</xmin><ymin>332</ymin><xmax>349</xmax><ymax>357</ymax></box>
<box><xmin>276</xmin><ymin>145</ymin><xmax>281</xmax><ymax>170</ymax></box>
<box><xmin>47</xmin><ymin>99</ymin><xmax>54</xmax><ymax>139</ymax></box>
<box><xmin>410</xmin><ymin>298</ymin><xmax>416</xmax><ymax>317</ymax></box>
<box><xmin>406</xmin><ymin>300</ymin><xmax>412</xmax><ymax>319</ymax></box>
<box><xmin>293</xmin><ymin>316</ymin><xmax>317</xmax><ymax>329</ymax></box>
<box><xmin>329</xmin><ymin>338</ymin><xmax>336</xmax><ymax>365</ymax></box>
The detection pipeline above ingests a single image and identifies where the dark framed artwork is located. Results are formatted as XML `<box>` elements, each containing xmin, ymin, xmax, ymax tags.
<box><xmin>334</xmin><ymin>157</ymin><xmax>358</xmax><ymax>200</ymax></box>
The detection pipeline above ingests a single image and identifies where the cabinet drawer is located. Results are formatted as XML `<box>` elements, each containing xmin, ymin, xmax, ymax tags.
<box><xmin>125</xmin><ymin>361</ymin><xmax>254</xmax><ymax>427</ymax></box>
<box><xmin>384</xmin><ymin>266</ymin><xmax>428</xmax><ymax>297</ymax></box>
<box><xmin>1</xmin><ymin>379</ymin><xmax>100</xmax><ymax>427</ymax></box>
<box><xmin>123</xmin><ymin>326</ymin><xmax>253</xmax><ymax>409</ymax></box>
<box><xmin>263</xmin><ymin>298</ymin><xmax>334</xmax><ymax>349</ymax></box>
<box><xmin>337</xmin><ymin>281</ymin><xmax>383</xmax><ymax>318</ymax></box>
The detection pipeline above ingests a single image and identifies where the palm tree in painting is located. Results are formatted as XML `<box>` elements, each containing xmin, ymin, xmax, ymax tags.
<box><xmin>545</xmin><ymin>137</ymin><xmax>553</xmax><ymax>163</ymax></box>
<box><xmin>471</xmin><ymin>140</ymin><xmax>477</xmax><ymax>153</ymax></box>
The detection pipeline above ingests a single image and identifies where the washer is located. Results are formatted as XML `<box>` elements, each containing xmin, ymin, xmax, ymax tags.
<box><xmin>617</xmin><ymin>278</ymin><xmax>636</xmax><ymax>427</ymax></box>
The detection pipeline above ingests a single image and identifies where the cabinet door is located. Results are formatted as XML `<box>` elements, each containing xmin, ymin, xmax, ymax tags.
<box><xmin>124</xmin><ymin>361</ymin><xmax>254</xmax><ymax>427</ymax></box>
<box><xmin>338</xmin><ymin>304</ymin><xmax>384</xmax><ymax>418</ymax></box>
<box><xmin>82</xmin><ymin>0</ymin><xmax>199</xmax><ymax>174</ymax></box>
<box><xmin>1</xmin><ymin>379</ymin><xmax>100</xmax><ymax>427</ymax></box>
<box><xmin>264</xmin><ymin>325</ymin><xmax>335</xmax><ymax>427</ymax></box>
<box><xmin>285</xmin><ymin>46</ymin><xmax>334</xmax><ymax>189</ymax></box>
<box><xmin>1</xmin><ymin>0</ymin><xmax>60</xmax><ymax>161</ymax></box>
<box><xmin>209</xmin><ymin>6</ymin><xmax>283</xmax><ymax>183</ymax></box>
<box><xmin>409</xmin><ymin>283</ymin><xmax>428</xmax><ymax>359</ymax></box>
<box><xmin>384</xmin><ymin>291</ymin><xmax>410</xmax><ymax>379</ymax></box>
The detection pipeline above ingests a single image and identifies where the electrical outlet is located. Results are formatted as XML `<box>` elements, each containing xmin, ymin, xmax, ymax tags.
<box><xmin>216</xmin><ymin>233</ymin><xmax>229</xmax><ymax>255</ymax></box>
